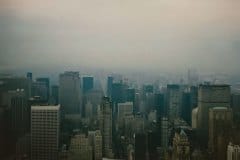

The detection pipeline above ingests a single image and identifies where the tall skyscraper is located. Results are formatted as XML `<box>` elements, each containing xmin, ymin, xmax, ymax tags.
<box><xmin>82</xmin><ymin>76</ymin><xmax>94</xmax><ymax>94</ymax></box>
<box><xmin>107</xmin><ymin>76</ymin><xmax>113</xmax><ymax>97</ymax></box>
<box><xmin>196</xmin><ymin>84</ymin><xmax>230</xmax><ymax>146</ymax></box>
<box><xmin>51</xmin><ymin>85</ymin><xmax>59</xmax><ymax>105</ymax></box>
<box><xmin>99</xmin><ymin>97</ymin><xmax>114</xmax><ymax>158</ymax></box>
<box><xmin>59</xmin><ymin>71</ymin><xmax>81</xmax><ymax>115</ymax></box>
<box><xmin>36</xmin><ymin>78</ymin><xmax>50</xmax><ymax>101</ymax></box>
<box><xmin>208</xmin><ymin>107</ymin><xmax>233</xmax><ymax>160</ymax></box>
<box><xmin>167</xmin><ymin>84</ymin><xmax>181</xmax><ymax>121</ymax></box>
<box><xmin>31</xmin><ymin>105</ymin><xmax>60</xmax><ymax>160</ymax></box>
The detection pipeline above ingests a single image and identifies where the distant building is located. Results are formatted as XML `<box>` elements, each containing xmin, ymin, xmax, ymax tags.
<box><xmin>161</xmin><ymin>117</ymin><xmax>169</xmax><ymax>149</ymax></box>
<box><xmin>99</xmin><ymin>97</ymin><xmax>114</xmax><ymax>158</ymax></box>
<box><xmin>51</xmin><ymin>85</ymin><xmax>59</xmax><ymax>105</ymax></box>
<box><xmin>26</xmin><ymin>72</ymin><xmax>32</xmax><ymax>81</ymax></box>
<box><xmin>88</xmin><ymin>130</ymin><xmax>103</xmax><ymax>160</ymax></box>
<box><xmin>167</xmin><ymin>85</ymin><xmax>181</xmax><ymax>121</ymax></box>
<box><xmin>208</xmin><ymin>107</ymin><xmax>233</xmax><ymax>160</ymax></box>
<box><xmin>69</xmin><ymin>134</ymin><xmax>93</xmax><ymax>160</ymax></box>
<box><xmin>59</xmin><ymin>71</ymin><xmax>81</xmax><ymax>115</ymax></box>
<box><xmin>82</xmin><ymin>76</ymin><xmax>94</xmax><ymax>94</ymax></box>
<box><xmin>227</xmin><ymin>142</ymin><xmax>240</xmax><ymax>160</ymax></box>
<box><xmin>36</xmin><ymin>77</ymin><xmax>50</xmax><ymax>101</ymax></box>
<box><xmin>31</xmin><ymin>105</ymin><xmax>60</xmax><ymax>160</ymax></box>
<box><xmin>31</xmin><ymin>81</ymin><xmax>48</xmax><ymax>102</ymax></box>
<box><xmin>172</xmin><ymin>129</ymin><xmax>190</xmax><ymax>160</ymax></box>
<box><xmin>107</xmin><ymin>76</ymin><xmax>113</xmax><ymax>97</ymax></box>
<box><xmin>196</xmin><ymin>84</ymin><xmax>230</xmax><ymax>147</ymax></box>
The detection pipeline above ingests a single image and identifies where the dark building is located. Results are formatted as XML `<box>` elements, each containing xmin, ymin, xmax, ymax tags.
<box><xmin>143</xmin><ymin>84</ymin><xmax>154</xmax><ymax>94</ymax></box>
<box><xmin>181</xmin><ymin>92</ymin><xmax>191</xmax><ymax>125</ymax></box>
<box><xmin>135</xmin><ymin>133</ymin><xmax>147</xmax><ymax>160</ymax></box>
<box><xmin>111</xmin><ymin>82</ymin><xmax>125</xmax><ymax>105</ymax></box>
<box><xmin>82</xmin><ymin>76</ymin><xmax>94</xmax><ymax>94</ymax></box>
<box><xmin>36</xmin><ymin>78</ymin><xmax>50</xmax><ymax>101</ymax></box>
<box><xmin>26</xmin><ymin>72</ymin><xmax>32</xmax><ymax>81</ymax></box>
<box><xmin>154</xmin><ymin>93</ymin><xmax>165</xmax><ymax>121</ymax></box>
<box><xmin>31</xmin><ymin>81</ymin><xmax>48</xmax><ymax>102</ymax></box>
<box><xmin>51</xmin><ymin>85</ymin><xmax>59</xmax><ymax>105</ymax></box>
<box><xmin>107</xmin><ymin>76</ymin><xmax>113</xmax><ymax>97</ymax></box>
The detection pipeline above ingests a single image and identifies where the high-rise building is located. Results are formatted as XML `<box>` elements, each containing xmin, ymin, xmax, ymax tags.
<box><xmin>196</xmin><ymin>84</ymin><xmax>230</xmax><ymax>146</ymax></box>
<box><xmin>31</xmin><ymin>105</ymin><xmax>60</xmax><ymax>160</ymax></box>
<box><xmin>59</xmin><ymin>72</ymin><xmax>81</xmax><ymax>115</ymax></box>
<box><xmin>69</xmin><ymin>134</ymin><xmax>93</xmax><ymax>160</ymax></box>
<box><xmin>154</xmin><ymin>93</ymin><xmax>165</xmax><ymax>121</ymax></box>
<box><xmin>8</xmin><ymin>89</ymin><xmax>30</xmax><ymax>138</ymax></box>
<box><xmin>31</xmin><ymin>81</ymin><xmax>48</xmax><ymax>102</ymax></box>
<box><xmin>181</xmin><ymin>92</ymin><xmax>191</xmax><ymax>125</ymax></box>
<box><xmin>82</xmin><ymin>76</ymin><xmax>94</xmax><ymax>94</ymax></box>
<box><xmin>107</xmin><ymin>76</ymin><xmax>113</xmax><ymax>97</ymax></box>
<box><xmin>36</xmin><ymin>78</ymin><xmax>50</xmax><ymax>101</ymax></box>
<box><xmin>227</xmin><ymin>142</ymin><xmax>240</xmax><ymax>160</ymax></box>
<box><xmin>51</xmin><ymin>85</ymin><xmax>59</xmax><ymax>105</ymax></box>
<box><xmin>172</xmin><ymin>129</ymin><xmax>190</xmax><ymax>160</ymax></box>
<box><xmin>160</xmin><ymin>117</ymin><xmax>169</xmax><ymax>149</ymax></box>
<box><xmin>167</xmin><ymin>85</ymin><xmax>181</xmax><ymax>121</ymax></box>
<box><xmin>88</xmin><ymin>130</ymin><xmax>103</xmax><ymax>160</ymax></box>
<box><xmin>134</xmin><ymin>133</ymin><xmax>147</xmax><ymax>160</ymax></box>
<box><xmin>208</xmin><ymin>107</ymin><xmax>233</xmax><ymax>160</ymax></box>
<box><xmin>26</xmin><ymin>72</ymin><xmax>32</xmax><ymax>81</ymax></box>
<box><xmin>99</xmin><ymin>97</ymin><xmax>114</xmax><ymax>158</ymax></box>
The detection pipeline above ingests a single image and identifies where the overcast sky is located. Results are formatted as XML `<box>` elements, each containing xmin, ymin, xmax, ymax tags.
<box><xmin>1</xmin><ymin>0</ymin><xmax>240</xmax><ymax>74</ymax></box>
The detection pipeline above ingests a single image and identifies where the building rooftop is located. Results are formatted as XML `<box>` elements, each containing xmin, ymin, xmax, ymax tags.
<box><xmin>31</xmin><ymin>105</ymin><xmax>60</xmax><ymax>110</ymax></box>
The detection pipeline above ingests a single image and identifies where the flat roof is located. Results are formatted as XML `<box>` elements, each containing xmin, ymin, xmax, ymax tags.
<box><xmin>31</xmin><ymin>105</ymin><xmax>60</xmax><ymax>110</ymax></box>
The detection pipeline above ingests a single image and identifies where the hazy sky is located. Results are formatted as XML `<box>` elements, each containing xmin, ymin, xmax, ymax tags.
<box><xmin>1</xmin><ymin>0</ymin><xmax>240</xmax><ymax>74</ymax></box>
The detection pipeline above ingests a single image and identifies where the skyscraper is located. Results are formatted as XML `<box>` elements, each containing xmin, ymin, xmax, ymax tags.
<box><xmin>99</xmin><ymin>97</ymin><xmax>114</xmax><ymax>158</ymax></box>
<box><xmin>227</xmin><ymin>142</ymin><xmax>240</xmax><ymax>160</ymax></box>
<box><xmin>36</xmin><ymin>78</ymin><xmax>50</xmax><ymax>101</ymax></box>
<box><xmin>82</xmin><ymin>76</ymin><xmax>94</xmax><ymax>94</ymax></box>
<box><xmin>167</xmin><ymin>84</ymin><xmax>181</xmax><ymax>121</ymax></box>
<box><xmin>196</xmin><ymin>84</ymin><xmax>230</xmax><ymax>146</ymax></box>
<box><xmin>59</xmin><ymin>71</ymin><xmax>81</xmax><ymax>115</ymax></box>
<box><xmin>208</xmin><ymin>107</ymin><xmax>233</xmax><ymax>160</ymax></box>
<box><xmin>107</xmin><ymin>76</ymin><xmax>113</xmax><ymax>98</ymax></box>
<box><xmin>31</xmin><ymin>105</ymin><xmax>60</xmax><ymax>160</ymax></box>
<box><xmin>88</xmin><ymin>130</ymin><xmax>103</xmax><ymax>160</ymax></box>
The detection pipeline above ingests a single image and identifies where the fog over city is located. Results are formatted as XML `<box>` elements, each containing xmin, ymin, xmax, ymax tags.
<box><xmin>1</xmin><ymin>0</ymin><xmax>240</xmax><ymax>74</ymax></box>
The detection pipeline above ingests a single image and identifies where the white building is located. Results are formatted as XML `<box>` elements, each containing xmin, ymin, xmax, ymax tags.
<box><xmin>227</xmin><ymin>142</ymin><xmax>240</xmax><ymax>160</ymax></box>
<box><xmin>31</xmin><ymin>105</ymin><xmax>60</xmax><ymax>160</ymax></box>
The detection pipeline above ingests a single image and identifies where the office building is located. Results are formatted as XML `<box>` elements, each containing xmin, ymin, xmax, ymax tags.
<box><xmin>196</xmin><ymin>84</ymin><xmax>230</xmax><ymax>146</ymax></box>
<box><xmin>36</xmin><ymin>78</ymin><xmax>50</xmax><ymax>101</ymax></box>
<box><xmin>88</xmin><ymin>130</ymin><xmax>103</xmax><ymax>160</ymax></box>
<box><xmin>31</xmin><ymin>105</ymin><xmax>60</xmax><ymax>160</ymax></box>
<box><xmin>51</xmin><ymin>85</ymin><xmax>59</xmax><ymax>105</ymax></box>
<box><xmin>107</xmin><ymin>76</ymin><xmax>113</xmax><ymax>97</ymax></box>
<box><xmin>99</xmin><ymin>97</ymin><xmax>114</xmax><ymax>158</ymax></box>
<box><xmin>172</xmin><ymin>129</ymin><xmax>190</xmax><ymax>160</ymax></box>
<box><xmin>69</xmin><ymin>134</ymin><xmax>92</xmax><ymax>160</ymax></box>
<box><xmin>167</xmin><ymin>84</ymin><xmax>181</xmax><ymax>121</ymax></box>
<box><xmin>59</xmin><ymin>71</ymin><xmax>81</xmax><ymax>115</ymax></box>
<box><xmin>208</xmin><ymin>107</ymin><xmax>233</xmax><ymax>160</ymax></box>
<box><xmin>82</xmin><ymin>76</ymin><xmax>94</xmax><ymax>94</ymax></box>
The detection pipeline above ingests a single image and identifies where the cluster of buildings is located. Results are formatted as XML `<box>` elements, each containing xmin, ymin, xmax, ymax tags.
<box><xmin>0</xmin><ymin>71</ymin><xmax>240</xmax><ymax>160</ymax></box>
